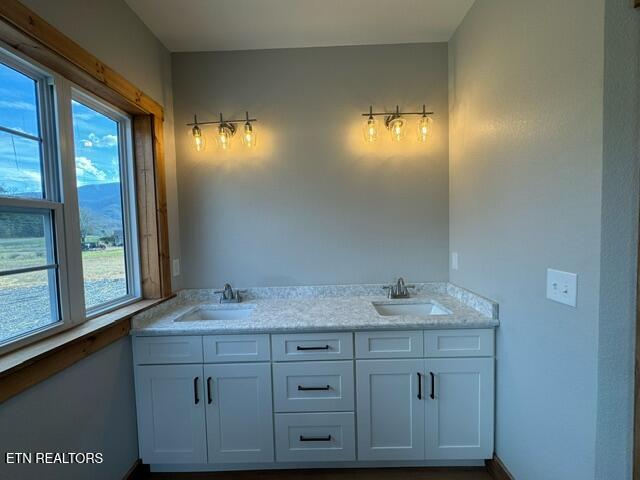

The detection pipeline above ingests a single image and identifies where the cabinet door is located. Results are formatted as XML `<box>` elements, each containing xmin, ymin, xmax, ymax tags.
<box><xmin>135</xmin><ymin>364</ymin><xmax>207</xmax><ymax>464</ymax></box>
<box><xmin>425</xmin><ymin>357</ymin><xmax>494</xmax><ymax>459</ymax></box>
<box><xmin>356</xmin><ymin>359</ymin><xmax>425</xmax><ymax>460</ymax></box>
<box><xmin>205</xmin><ymin>363</ymin><xmax>274</xmax><ymax>463</ymax></box>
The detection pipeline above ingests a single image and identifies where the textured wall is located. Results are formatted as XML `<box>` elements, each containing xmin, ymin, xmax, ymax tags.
<box><xmin>173</xmin><ymin>43</ymin><xmax>449</xmax><ymax>288</ymax></box>
<box><xmin>449</xmin><ymin>1</ymin><xmax>604</xmax><ymax>478</ymax></box>
<box><xmin>0</xmin><ymin>339</ymin><xmax>138</xmax><ymax>480</ymax></box>
<box><xmin>595</xmin><ymin>1</ymin><xmax>640</xmax><ymax>478</ymax></box>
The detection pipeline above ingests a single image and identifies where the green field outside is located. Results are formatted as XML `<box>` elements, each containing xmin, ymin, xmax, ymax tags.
<box><xmin>0</xmin><ymin>237</ymin><xmax>125</xmax><ymax>288</ymax></box>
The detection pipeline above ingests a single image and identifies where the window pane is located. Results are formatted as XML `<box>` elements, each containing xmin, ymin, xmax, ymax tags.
<box><xmin>0</xmin><ymin>211</ymin><xmax>52</xmax><ymax>272</ymax></box>
<box><xmin>0</xmin><ymin>269</ymin><xmax>58</xmax><ymax>343</ymax></box>
<box><xmin>0</xmin><ymin>62</ymin><xmax>39</xmax><ymax>137</ymax></box>
<box><xmin>72</xmin><ymin>100</ymin><xmax>128</xmax><ymax>310</ymax></box>
<box><xmin>0</xmin><ymin>131</ymin><xmax>43</xmax><ymax>197</ymax></box>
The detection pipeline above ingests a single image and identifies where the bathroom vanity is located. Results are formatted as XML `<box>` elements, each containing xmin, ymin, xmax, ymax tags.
<box><xmin>130</xmin><ymin>283</ymin><xmax>498</xmax><ymax>472</ymax></box>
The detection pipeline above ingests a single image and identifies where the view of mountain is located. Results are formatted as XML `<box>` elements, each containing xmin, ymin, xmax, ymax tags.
<box><xmin>77</xmin><ymin>182</ymin><xmax>123</xmax><ymax>234</ymax></box>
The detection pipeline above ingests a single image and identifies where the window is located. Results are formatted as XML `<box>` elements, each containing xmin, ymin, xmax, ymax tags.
<box><xmin>71</xmin><ymin>92</ymin><xmax>139</xmax><ymax>314</ymax></box>
<box><xmin>0</xmin><ymin>46</ymin><xmax>140</xmax><ymax>352</ymax></box>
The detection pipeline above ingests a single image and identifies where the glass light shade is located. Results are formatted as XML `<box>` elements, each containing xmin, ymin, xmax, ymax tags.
<box><xmin>192</xmin><ymin>125</ymin><xmax>205</xmax><ymax>152</ymax></box>
<box><xmin>388</xmin><ymin>117</ymin><xmax>405</xmax><ymax>142</ymax></box>
<box><xmin>242</xmin><ymin>122</ymin><xmax>257</xmax><ymax>148</ymax></box>
<box><xmin>418</xmin><ymin>116</ymin><xmax>433</xmax><ymax>143</ymax></box>
<box><xmin>216</xmin><ymin>124</ymin><xmax>232</xmax><ymax>150</ymax></box>
<box><xmin>363</xmin><ymin>116</ymin><xmax>378</xmax><ymax>143</ymax></box>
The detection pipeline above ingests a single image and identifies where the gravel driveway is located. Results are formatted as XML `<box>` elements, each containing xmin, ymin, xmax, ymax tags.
<box><xmin>1</xmin><ymin>278</ymin><xmax>126</xmax><ymax>343</ymax></box>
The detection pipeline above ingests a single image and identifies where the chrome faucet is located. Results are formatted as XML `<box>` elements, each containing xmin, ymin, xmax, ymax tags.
<box><xmin>383</xmin><ymin>277</ymin><xmax>415</xmax><ymax>299</ymax></box>
<box><xmin>215</xmin><ymin>283</ymin><xmax>244</xmax><ymax>303</ymax></box>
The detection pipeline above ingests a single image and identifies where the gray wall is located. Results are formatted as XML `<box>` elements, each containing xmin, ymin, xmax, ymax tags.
<box><xmin>449</xmin><ymin>1</ymin><xmax>605</xmax><ymax>478</ymax></box>
<box><xmin>595</xmin><ymin>0</ymin><xmax>640</xmax><ymax>478</ymax></box>
<box><xmin>2</xmin><ymin>1</ymin><xmax>181</xmax><ymax>478</ymax></box>
<box><xmin>0</xmin><ymin>338</ymin><xmax>138</xmax><ymax>479</ymax></box>
<box><xmin>22</xmin><ymin>0</ymin><xmax>183</xmax><ymax>291</ymax></box>
<box><xmin>172</xmin><ymin>43</ymin><xmax>449</xmax><ymax>288</ymax></box>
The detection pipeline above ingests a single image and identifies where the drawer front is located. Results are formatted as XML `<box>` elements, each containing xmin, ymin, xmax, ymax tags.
<box><xmin>133</xmin><ymin>336</ymin><xmax>203</xmax><ymax>365</ymax></box>
<box><xmin>355</xmin><ymin>330</ymin><xmax>424</xmax><ymax>358</ymax></box>
<box><xmin>273</xmin><ymin>361</ymin><xmax>354</xmax><ymax>412</ymax></box>
<box><xmin>424</xmin><ymin>329</ymin><xmax>495</xmax><ymax>357</ymax></box>
<box><xmin>275</xmin><ymin>412</ymin><xmax>356</xmax><ymax>462</ymax></box>
<box><xmin>203</xmin><ymin>334</ymin><xmax>270</xmax><ymax>363</ymax></box>
<box><xmin>271</xmin><ymin>332</ymin><xmax>353</xmax><ymax>361</ymax></box>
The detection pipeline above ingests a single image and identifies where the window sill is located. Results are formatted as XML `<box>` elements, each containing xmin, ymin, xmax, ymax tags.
<box><xmin>0</xmin><ymin>296</ymin><xmax>172</xmax><ymax>403</ymax></box>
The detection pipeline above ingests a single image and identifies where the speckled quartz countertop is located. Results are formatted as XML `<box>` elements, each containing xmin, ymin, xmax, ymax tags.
<box><xmin>131</xmin><ymin>283</ymin><xmax>499</xmax><ymax>336</ymax></box>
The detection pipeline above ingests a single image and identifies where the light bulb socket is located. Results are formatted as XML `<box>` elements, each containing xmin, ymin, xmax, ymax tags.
<box><xmin>192</xmin><ymin>124</ymin><xmax>202</xmax><ymax>137</ymax></box>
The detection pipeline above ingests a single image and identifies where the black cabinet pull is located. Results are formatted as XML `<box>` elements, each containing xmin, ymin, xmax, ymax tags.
<box><xmin>207</xmin><ymin>377</ymin><xmax>213</xmax><ymax>404</ymax></box>
<box><xmin>296</xmin><ymin>345</ymin><xmax>330</xmax><ymax>351</ymax></box>
<box><xmin>297</xmin><ymin>385</ymin><xmax>331</xmax><ymax>391</ymax></box>
<box><xmin>299</xmin><ymin>435</ymin><xmax>332</xmax><ymax>442</ymax></box>
<box><xmin>193</xmin><ymin>377</ymin><xmax>200</xmax><ymax>405</ymax></box>
<box><xmin>430</xmin><ymin>372</ymin><xmax>435</xmax><ymax>399</ymax></box>
<box><xmin>417</xmin><ymin>372</ymin><xmax>422</xmax><ymax>400</ymax></box>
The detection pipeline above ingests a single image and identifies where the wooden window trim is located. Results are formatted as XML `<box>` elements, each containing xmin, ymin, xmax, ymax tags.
<box><xmin>0</xmin><ymin>0</ymin><xmax>172</xmax><ymax>400</ymax></box>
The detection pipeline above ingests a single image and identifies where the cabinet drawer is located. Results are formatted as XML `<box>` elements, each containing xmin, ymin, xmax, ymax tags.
<box><xmin>355</xmin><ymin>330</ymin><xmax>423</xmax><ymax>358</ymax></box>
<box><xmin>203</xmin><ymin>334</ymin><xmax>270</xmax><ymax>363</ymax></box>
<box><xmin>275</xmin><ymin>412</ymin><xmax>355</xmax><ymax>462</ymax></box>
<box><xmin>271</xmin><ymin>332</ymin><xmax>353</xmax><ymax>361</ymax></box>
<box><xmin>273</xmin><ymin>361</ymin><xmax>354</xmax><ymax>412</ymax></box>
<box><xmin>424</xmin><ymin>329</ymin><xmax>494</xmax><ymax>357</ymax></box>
<box><xmin>133</xmin><ymin>336</ymin><xmax>203</xmax><ymax>365</ymax></box>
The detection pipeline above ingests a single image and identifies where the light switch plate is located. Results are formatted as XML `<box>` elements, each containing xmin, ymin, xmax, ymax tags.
<box><xmin>546</xmin><ymin>268</ymin><xmax>577</xmax><ymax>307</ymax></box>
<box><xmin>172</xmin><ymin>258</ymin><xmax>180</xmax><ymax>277</ymax></box>
<box><xmin>451</xmin><ymin>252</ymin><xmax>459</xmax><ymax>270</ymax></box>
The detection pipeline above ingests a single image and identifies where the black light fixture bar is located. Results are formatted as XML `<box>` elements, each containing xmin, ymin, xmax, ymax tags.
<box><xmin>186</xmin><ymin>112</ymin><xmax>257</xmax><ymax>126</ymax></box>
<box><xmin>361</xmin><ymin>105</ymin><xmax>434</xmax><ymax>117</ymax></box>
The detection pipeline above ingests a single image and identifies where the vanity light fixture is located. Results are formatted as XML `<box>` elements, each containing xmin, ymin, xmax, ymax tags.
<box><xmin>187</xmin><ymin>111</ymin><xmax>258</xmax><ymax>151</ymax></box>
<box><xmin>361</xmin><ymin>105</ymin><xmax>434</xmax><ymax>143</ymax></box>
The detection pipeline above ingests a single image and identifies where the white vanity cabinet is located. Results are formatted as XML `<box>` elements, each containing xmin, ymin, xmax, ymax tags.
<box><xmin>134</xmin><ymin>364</ymin><xmax>207</xmax><ymax>464</ymax></box>
<box><xmin>204</xmin><ymin>363</ymin><xmax>274</xmax><ymax>463</ymax></box>
<box><xmin>355</xmin><ymin>330</ymin><xmax>495</xmax><ymax>461</ymax></box>
<box><xmin>132</xmin><ymin>327</ymin><xmax>495</xmax><ymax>470</ymax></box>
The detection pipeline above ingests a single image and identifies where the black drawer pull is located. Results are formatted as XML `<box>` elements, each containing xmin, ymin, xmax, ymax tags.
<box><xmin>417</xmin><ymin>372</ymin><xmax>422</xmax><ymax>400</ymax></box>
<box><xmin>296</xmin><ymin>345</ymin><xmax>330</xmax><ymax>351</ymax></box>
<box><xmin>193</xmin><ymin>377</ymin><xmax>200</xmax><ymax>405</ymax></box>
<box><xmin>297</xmin><ymin>385</ymin><xmax>331</xmax><ymax>391</ymax></box>
<box><xmin>299</xmin><ymin>435</ymin><xmax>332</xmax><ymax>442</ymax></box>
<box><xmin>207</xmin><ymin>377</ymin><xmax>213</xmax><ymax>404</ymax></box>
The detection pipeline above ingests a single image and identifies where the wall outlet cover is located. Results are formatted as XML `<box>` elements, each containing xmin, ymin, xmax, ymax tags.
<box><xmin>172</xmin><ymin>258</ymin><xmax>181</xmax><ymax>277</ymax></box>
<box><xmin>546</xmin><ymin>268</ymin><xmax>577</xmax><ymax>307</ymax></box>
<box><xmin>451</xmin><ymin>252</ymin><xmax>459</xmax><ymax>270</ymax></box>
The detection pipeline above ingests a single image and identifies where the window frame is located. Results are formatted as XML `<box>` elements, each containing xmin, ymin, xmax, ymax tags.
<box><xmin>0</xmin><ymin>42</ymin><xmax>142</xmax><ymax>354</ymax></box>
<box><xmin>70</xmin><ymin>87</ymin><xmax>142</xmax><ymax>318</ymax></box>
<box><xmin>0</xmin><ymin>44</ymin><xmax>74</xmax><ymax>353</ymax></box>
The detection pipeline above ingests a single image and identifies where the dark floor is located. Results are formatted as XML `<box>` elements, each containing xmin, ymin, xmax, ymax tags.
<box><xmin>147</xmin><ymin>467</ymin><xmax>494</xmax><ymax>480</ymax></box>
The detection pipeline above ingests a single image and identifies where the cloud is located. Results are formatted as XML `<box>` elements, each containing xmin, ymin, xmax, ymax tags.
<box><xmin>81</xmin><ymin>133</ymin><xmax>118</xmax><ymax>149</ymax></box>
<box><xmin>0</xmin><ymin>100</ymin><xmax>35</xmax><ymax>111</ymax></box>
<box><xmin>75</xmin><ymin>156</ymin><xmax>107</xmax><ymax>182</ymax></box>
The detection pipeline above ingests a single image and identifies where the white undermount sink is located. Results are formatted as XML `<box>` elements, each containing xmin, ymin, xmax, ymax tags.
<box><xmin>175</xmin><ymin>305</ymin><xmax>254</xmax><ymax>322</ymax></box>
<box><xmin>372</xmin><ymin>301</ymin><xmax>451</xmax><ymax>317</ymax></box>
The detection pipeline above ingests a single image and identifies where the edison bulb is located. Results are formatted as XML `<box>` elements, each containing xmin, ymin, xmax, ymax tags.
<box><xmin>216</xmin><ymin>125</ymin><xmax>232</xmax><ymax>150</ymax></box>
<box><xmin>192</xmin><ymin>125</ymin><xmax>205</xmax><ymax>152</ymax></box>
<box><xmin>242</xmin><ymin>122</ymin><xmax>257</xmax><ymax>148</ymax></box>
<box><xmin>363</xmin><ymin>116</ymin><xmax>378</xmax><ymax>143</ymax></box>
<box><xmin>418</xmin><ymin>116</ymin><xmax>432</xmax><ymax>143</ymax></box>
